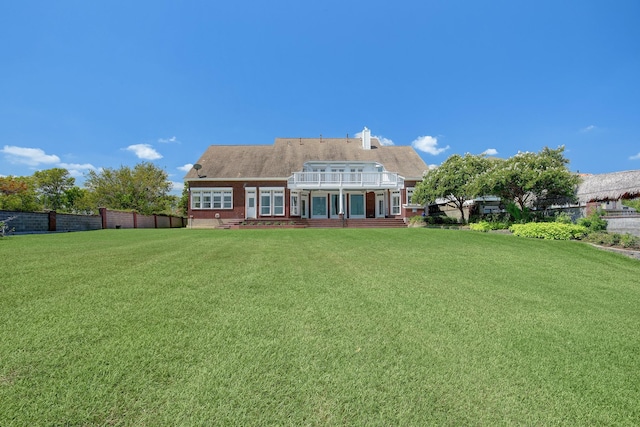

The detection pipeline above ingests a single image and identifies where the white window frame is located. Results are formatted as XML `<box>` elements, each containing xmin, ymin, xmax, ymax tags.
<box><xmin>191</xmin><ymin>188</ymin><xmax>233</xmax><ymax>210</ymax></box>
<box><xmin>259</xmin><ymin>187</ymin><xmax>286</xmax><ymax>217</ymax></box>
<box><xmin>406</xmin><ymin>187</ymin><xmax>415</xmax><ymax>205</ymax></box>
<box><xmin>391</xmin><ymin>191</ymin><xmax>401</xmax><ymax>215</ymax></box>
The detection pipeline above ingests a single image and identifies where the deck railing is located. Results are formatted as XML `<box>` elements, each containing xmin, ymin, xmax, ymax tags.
<box><xmin>288</xmin><ymin>172</ymin><xmax>403</xmax><ymax>190</ymax></box>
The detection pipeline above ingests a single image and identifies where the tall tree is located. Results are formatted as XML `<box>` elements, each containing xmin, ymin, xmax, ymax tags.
<box><xmin>33</xmin><ymin>168</ymin><xmax>76</xmax><ymax>211</ymax></box>
<box><xmin>0</xmin><ymin>176</ymin><xmax>40</xmax><ymax>211</ymax></box>
<box><xmin>413</xmin><ymin>153</ymin><xmax>492</xmax><ymax>224</ymax></box>
<box><xmin>84</xmin><ymin>162</ymin><xmax>173</xmax><ymax>215</ymax></box>
<box><xmin>475</xmin><ymin>146</ymin><xmax>580</xmax><ymax>216</ymax></box>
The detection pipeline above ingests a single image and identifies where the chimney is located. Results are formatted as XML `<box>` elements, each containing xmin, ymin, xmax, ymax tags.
<box><xmin>362</xmin><ymin>127</ymin><xmax>371</xmax><ymax>150</ymax></box>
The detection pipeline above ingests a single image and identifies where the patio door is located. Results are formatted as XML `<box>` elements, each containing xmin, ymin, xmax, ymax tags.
<box><xmin>349</xmin><ymin>193</ymin><xmax>365</xmax><ymax>219</ymax></box>
<box><xmin>245</xmin><ymin>188</ymin><xmax>256</xmax><ymax>219</ymax></box>
<box><xmin>375</xmin><ymin>192</ymin><xmax>386</xmax><ymax>218</ymax></box>
<box><xmin>311</xmin><ymin>194</ymin><xmax>328</xmax><ymax>218</ymax></box>
<box><xmin>300</xmin><ymin>197</ymin><xmax>308</xmax><ymax>218</ymax></box>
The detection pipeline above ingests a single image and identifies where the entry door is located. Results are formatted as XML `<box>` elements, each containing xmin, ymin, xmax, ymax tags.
<box><xmin>349</xmin><ymin>194</ymin><xmax>365</xmax><ymax>219</ymax></box>
<box><xmin>375</xmin><ymin>193</ymin><xmax>386</xmax><ymax>218</ymax></box>
<box><xmin>246</xmin><ymin>189</ymin><xmax>256</xmax><ymax>219</ymax></box>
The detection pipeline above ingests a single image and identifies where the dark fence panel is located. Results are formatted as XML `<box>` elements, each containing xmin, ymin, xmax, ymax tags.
<box><xmin>1</xmin><ymin>209</ymin><xmax>186</xmax><ymax>233</ymax></box>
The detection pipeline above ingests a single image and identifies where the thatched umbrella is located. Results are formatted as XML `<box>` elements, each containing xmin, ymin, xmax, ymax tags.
<box><xmin>576</xmin><ymin>170</ymin><xmax>640</xmax><ymax>203</ymax></box>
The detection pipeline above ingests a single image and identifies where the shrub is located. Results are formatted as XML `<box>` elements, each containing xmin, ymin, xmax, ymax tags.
<box><xmin>469</xmin><ymin>220</ymin><xmax>511</xmax><ymax>232</ymax></box>
<box><xmin>620</xmin><ymin>233</ymin><xmax>640</xmax><ymax>249</ymax></box>
<box><xmin>409</xmin><ymin>215</ymin><xmax>426</xmax><ymax>225</ymax></box>
<box><xmin>509</xmin><ymin>222</ymin><xmax>588</xmax><ymax>240</ymax></box>
<box><xmin>0</xmin><ymin>216</ymin><xmax>16</xmax><ymax>238</ymax></box>
<box><xmin>554</xmin><ymin>212</ymin><xmax>573</xmax><ymax>224</ymax></box>
<box><xmin>577</xmin><ymin>212</ymin><xmax>608</xmax><ymax>232</ymax></box>
<box><xmin>583</xmin><ymin>232</ymin><xmax>618</xmax><ymax>246</ymax></box>
<box><xmin>469</xmin><ymin>221</ymin><xmax>491</xmax><ymax>232</ymax></box>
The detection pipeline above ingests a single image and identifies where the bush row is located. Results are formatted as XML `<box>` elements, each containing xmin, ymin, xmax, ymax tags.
<box><xmin>509</xmin><ymin>223</ymin><xmax>588</xmax><ymax>240</ymax></box>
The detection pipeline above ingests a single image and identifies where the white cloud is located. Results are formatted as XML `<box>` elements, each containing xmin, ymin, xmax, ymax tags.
<box><xmin>177</xmin><ymin>163</ymin><xmax>193</xmax><ymax>172</ymax></box>
<box><xmin>377</xmin><ymin>136</ymin><xmax>394</xmax><ymax>146</ymax></box>
<box><xmin>158</xmin><ymin>136</ymin><xmax>179</xmax><ymax>144</ymax></box>
<box><xmin>482</xmin><ymin>148</ymin><xmax>498</xmax><ymax>156</ymax></box>
<box><xmin>630</xmin><ymin>153</ymin><xmax>640</xmax><ymax>160</ymax></box>
<box><xmin>411</xmin><ymin>136</ymin><xmax>450</xmax><ymax>155</ymax></box>
<box><xmin>581</xmin><ymin>125</ymin><xmax>596</xmax><ymax>133</ymax></box>
<box><xmin>58</xmin><ymin>162</ymin><xmax>97</xmax><ymax>177</ymax></box>
<box><xmin>170</xmin><ymin>181</ymin><xmax>184</xmax><ymax>192</ymax></box>
<box><xmin>1</xmin><ymin>145</ymin><xmax>60</xmax><ymax>166</ymax></box>
<box><xmin>125</xmin><ymin>144</ymin><xmax>163</xmax><ymax>160</ymax></box>
<box><xmin>354</xmin><ymin>130</ymin><xmax>395</xmax><ymax>146</ymax></box>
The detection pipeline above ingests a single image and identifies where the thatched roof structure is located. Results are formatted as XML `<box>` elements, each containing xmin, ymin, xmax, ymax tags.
<box><xmin>184</xmin><ymin>137</ymin><xmax>428</xmax><ymax>181</ymax></box>
<box><xmin>576</xmin><ymin>170</ymin><xmax>640</xmax><ymax>203</ymax></box>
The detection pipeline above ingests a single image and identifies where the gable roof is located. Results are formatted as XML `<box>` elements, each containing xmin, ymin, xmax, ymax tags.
<box><xmin>185</xmin><ymin>137</ymin><xmax>428</xmax><ymax>181</ymax></box>
<box><xmin>576</xmin><ymin>170</ymin><xmax>640</xmax><ymax>203</ymax></box>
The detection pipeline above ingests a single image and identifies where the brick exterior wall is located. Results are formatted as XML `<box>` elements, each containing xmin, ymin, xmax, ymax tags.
<box><xmin>188</xmin><ymin>179</ymin><xmax>424</xmax><ymax>226</ymax></box>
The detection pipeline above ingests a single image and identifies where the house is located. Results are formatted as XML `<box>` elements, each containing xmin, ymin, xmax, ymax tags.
<box><xmin>184</xmin><ymin>128</ymin><xmax>429</xmax><ymax>227</ymax></box>
<box><xmin>576</xmin><ymin>170</ymin><xmax>640</xmax><ymax>215</ymax></box>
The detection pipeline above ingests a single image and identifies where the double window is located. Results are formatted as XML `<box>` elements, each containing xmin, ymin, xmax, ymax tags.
<box><xmin>191</xmin><ymin>188</ymin><xmax>233</xmax><ymax>210</ymax></box>
<box><xmin>260</xmin><ymin>188</ymin><xmax>285</xmax><ymax>216</ymax></box>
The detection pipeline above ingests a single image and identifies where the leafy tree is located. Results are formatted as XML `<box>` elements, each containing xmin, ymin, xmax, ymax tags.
<box><xmin>0</xmin><ymin>176</ymin><xmax>40</xmax><ymax>211</ymax></box>
<box><xmin>413</xmin><ymin>153</ymin><xmax>492</xmax><ymax>224</ymax></box>
<box><xmin>84</xmin><ymin>162</ymin><xmax>173</xmax><ymax>215</ymax></box>
<box><xmin>64</xmin><ymin>186</ymin><xmax>94</xmax><ymax>214</ymax></box>
<box><xmin>33</xmin><ymin>168</ymin><xmax>76</xmax><ymax>211</ymax></box>
<box><xmin>179</xmin><ymin>182</ymin><xmax>189</xmax><ymax>216</ymax></box>
<box><xmin>476</xmin><ymin>146</ymin><xmax>580</xmax><ymax>218</ymax></box>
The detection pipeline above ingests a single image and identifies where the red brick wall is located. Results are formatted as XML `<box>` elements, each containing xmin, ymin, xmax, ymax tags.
<box><xmin>188</xmin><ymin>180</ymin><xmax>288</xmax><ymax>220</ymax></box>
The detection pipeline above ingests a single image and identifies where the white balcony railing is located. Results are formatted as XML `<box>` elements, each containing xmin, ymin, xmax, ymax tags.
<box><xmin>287</xmin><ymin>171</ymin><xmax>404</xmax><ymax>190</ymax></box>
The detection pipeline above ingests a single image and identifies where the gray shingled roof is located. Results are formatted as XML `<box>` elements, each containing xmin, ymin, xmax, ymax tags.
<box><xmin>576</xmin><ymin>170</ymin><xmax>640</xmax><ymax>203</ymax></box>
<box><xmin>184</xmin><ymin>137</ymin><xmax>428</xmax><ymax>181</ymax></box>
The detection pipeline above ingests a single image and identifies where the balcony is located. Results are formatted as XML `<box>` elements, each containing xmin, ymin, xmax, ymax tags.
<box><xmin>288</xmin><ymin>171</ymin><xmax>404</xmax><ymax>190</ymax></box>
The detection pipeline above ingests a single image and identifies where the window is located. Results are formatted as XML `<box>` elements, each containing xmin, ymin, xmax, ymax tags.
<box><xmin>192</xmin><ymin>193</ymin><xmax>201</xmax><ymax>209</ymax></box>
<box><xmin>260</xmin><ymin>191</ymin><xmax>271</xmax><ymax>216</ymax></box>
<box><xmin>406</xmin><ymin>187</ymin><xmax>414</xmax><ymax>204</ymax></box>
<box><xmin>391</xmin><ymin>191</ymin><xmax>401</xmax><ymax>215</ymax></box>
<box><xmin>260</xmin><ymin>188</ymin><xmax>285</xmax><ymax>216</ymax></box>
<box><xmin>274</xmin><ymin>190</ymin><xmax>284</xmax><ymax>215</ymax></box>
<box><xmin>191</xmin><ymin>188</ymin><xmax>233</xmax><ymax>210</ymax></box>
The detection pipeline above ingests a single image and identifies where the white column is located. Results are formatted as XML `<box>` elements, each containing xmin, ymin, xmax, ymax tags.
<box><xmin>339</xmin><ymin>187</ymin><xmax>344</xmax><ymax>215</ymax></box>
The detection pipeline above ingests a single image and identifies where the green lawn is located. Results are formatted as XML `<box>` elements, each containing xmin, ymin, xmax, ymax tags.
<box><xmin>1</xmin><ymin>228</ymin><xmax>639</xmax><ymax>425</ymax></box>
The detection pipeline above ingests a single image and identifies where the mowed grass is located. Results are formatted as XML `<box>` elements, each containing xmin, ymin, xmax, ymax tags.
<box><xmin>1</xmin><ymin>228</ymin><xmax>639</xmax><ymax>426</ymax></box>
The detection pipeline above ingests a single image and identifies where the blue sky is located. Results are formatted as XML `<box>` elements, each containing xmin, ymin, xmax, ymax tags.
<box><xmin>1</xmin><ymin>1</ymin><xmax>639</xmax><ymax>193</ymax></box>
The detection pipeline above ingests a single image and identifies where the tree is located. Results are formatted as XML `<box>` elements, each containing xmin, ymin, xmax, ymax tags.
<box><xmin>413</xmin><ymin>153</ymin><xmax>492</xmax><ymax>224</ymax></box>
<box><xmin>84</xmin><ymin>162</ymin><xmax>173</xmax><ymax>215</ymax></box>
<box><xmin>475</xmin><ymin>146</ymin><xmax>580</xmax><ymax>218</ymax></box>
<box><xmin>0</xmin><ymin>176</ymin><xmax>40</xmax><ymax>211</ymax></box>
<box><xmin>179</xmin><ymin>182</ymin><xmax>190</xmax><ymax>216</ymax></box>
<box><xmin>33</xmin><ymin>168</ymin><xmax>76</xmax><ymax>211</ymax></box>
